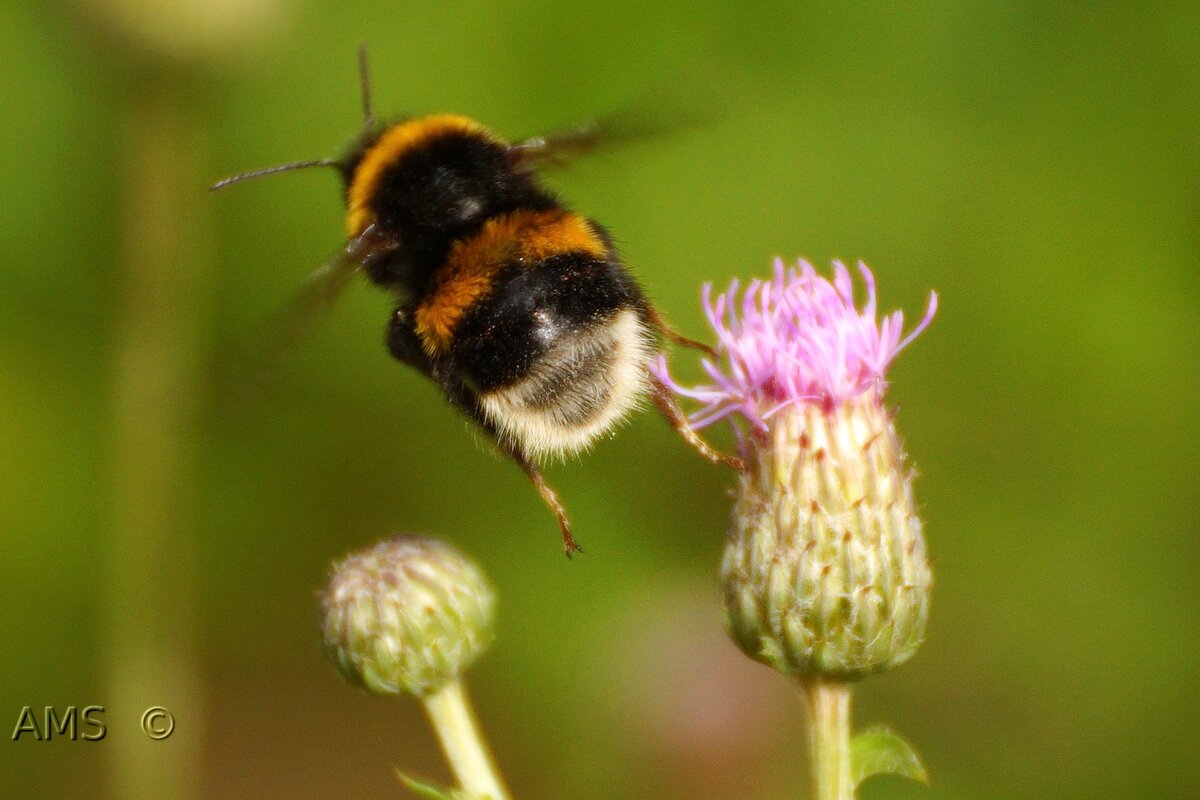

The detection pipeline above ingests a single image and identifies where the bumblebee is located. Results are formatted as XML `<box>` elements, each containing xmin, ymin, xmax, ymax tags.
<box><xmin>213</xmin><ymin>49</ymin><xmax>739</xmax><ymax>555</ymax></box>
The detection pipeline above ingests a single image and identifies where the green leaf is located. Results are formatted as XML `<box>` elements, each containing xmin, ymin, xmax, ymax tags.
<box><xmin>851</xmin><ymin>726</ymin><xmax>930</xmax><ymax>788</ymax></box>
<box><xmin>394</xmin><ymin>769</ymin><xmax>477</xmax><ymax>800</ymax></box>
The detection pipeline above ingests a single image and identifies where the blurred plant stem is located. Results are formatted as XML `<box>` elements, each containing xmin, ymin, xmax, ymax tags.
<box><xmin>106</xmin><ymin>78</ymin><xmax>210</xmax><ymax>800</ymax></box>
<box><xmin>422</xmin><ymin>679</ymin><xmax>511</xmax><ymax>800</ymax></box>
<box><xmin>802</xmin><ymin>679</ymin><xmax>853</xmax><ymax>800</ymax></box>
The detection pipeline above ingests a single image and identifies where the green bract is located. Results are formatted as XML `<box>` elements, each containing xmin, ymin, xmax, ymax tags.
<box><xmin>722</xmin><ymin>397</ymin><xmax>932</xmax><ymax>680</ymax></box>
<box><xmin>321</xmin><ymin>536</ymin><xmax>496</xmax><ymax>697</ymax></box>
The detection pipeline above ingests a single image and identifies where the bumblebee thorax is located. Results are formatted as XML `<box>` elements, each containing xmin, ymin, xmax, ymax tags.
<box><xmin>344</xmin><ymin>114</ymin><xmax>515</xmax><ymax>238</ymax></box>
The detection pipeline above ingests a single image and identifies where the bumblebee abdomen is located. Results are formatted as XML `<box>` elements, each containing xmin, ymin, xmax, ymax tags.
<box><xmin>412</xmin><ymin>207</ymin><xmax>654</xmax><ymax>458</ymax></box>
<box><xmin>450</xmin><ymin>249</ymin><xmax>645</xmax><ymax>390</ymax></box>
<box><xmin>414</xmin><ymin>209</ymin><xmax>614</xmax><ymax>356</ymax></box>
<box><xmin>474</xmin><ymin>304</ymin><xmax>654</xmax><ymax>458</ymax></box>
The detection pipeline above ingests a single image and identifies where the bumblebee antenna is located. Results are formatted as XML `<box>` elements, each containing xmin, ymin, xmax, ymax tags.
<box><xmin>358</xmin><ymin>43</ymin><xmax>374</xmax><ymax>129</ymax></box>
<box><xmin>209</xmin><ymin>159</ymin><xmax>338</xmax><ymax>192</ymax></box>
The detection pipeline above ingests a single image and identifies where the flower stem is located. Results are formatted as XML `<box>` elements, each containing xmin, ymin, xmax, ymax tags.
<box><xmin>801</xmin><ymin>678</ymin><xmax>854</xmax><ymax>800</ymax></box>
<box><xmin>421</xmin><ymin>679</ymin><xmax>511</xmax><ymax>800</ymax></box>
<box><xmin>107</xmin><ymin>78</ymin><xmax>208</xmax><ymax>800</ymax></box>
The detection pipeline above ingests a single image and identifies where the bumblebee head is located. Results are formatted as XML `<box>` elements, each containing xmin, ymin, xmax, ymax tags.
<box><xmin>210</xmin><ymin>46</ymin><xmax>534</xmax><ymax>247</ymax></box>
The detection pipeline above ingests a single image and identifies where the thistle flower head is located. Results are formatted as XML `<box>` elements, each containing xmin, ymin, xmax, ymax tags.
<box><xmin>664</xmin><ymin>259</ymin><xmax>937</xmax><ymax>680</ymax></box>
<box><xmin>320</xmin><ymin>536</ymin><xmax>495</xmax><ymax>697</ymax></box>
<box><xmin>655</xmin><ymin>259</ymin><xmax>937</xmax><ymax>431</ymax></box>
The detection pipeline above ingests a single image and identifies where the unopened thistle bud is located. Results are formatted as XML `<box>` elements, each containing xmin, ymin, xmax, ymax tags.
<box><xmin>320</xmin><ymin>536</ymin><xmax>495</xmax><ymax>697</ymax></box>
<box><xmin>657</xmin><ymin>260</ymin><xmax>937</xmax><ymax>680</ymax></box>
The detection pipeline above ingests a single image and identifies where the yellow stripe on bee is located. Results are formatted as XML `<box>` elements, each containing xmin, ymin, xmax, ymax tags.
<box><xmin>344</xmin><ymin>114</ymin><xmax>497</xmax><ymax>238</ymax></box>
<box><xmin>414</xmin><ymin>209</ymin><xmax>609</xmax><ymax>354</ymax></box>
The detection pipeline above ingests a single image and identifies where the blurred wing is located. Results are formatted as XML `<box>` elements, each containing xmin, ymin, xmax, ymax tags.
<box><xmin>508</xmin><ymin>70</ymin><xmax>732</xmax><ymax>172</ymax></box>
<box><xmin>216</xmin><ymin>225</ymin><xmax>396</xmax><ymax>409</ymax></box>
<box><xmin>509</xmin><ymin>121</ymin><xmax>612</xmax><ymax>171</ymax></box>
<box><xmin>268</xmin><ymin>248</ymin><xmax>363</xmax><ymax>359</ymax></box>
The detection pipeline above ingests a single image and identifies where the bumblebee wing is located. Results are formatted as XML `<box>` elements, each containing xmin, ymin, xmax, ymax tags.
<box><xmin>274</xmin><ymin>250</ymin><xmax>361</xmax><ymax>350</ymax></box>
<box><xmin>216</xmin><ymin>226</ymin><xmax>397</xmax><ymax>408</ymax></box>
<box><xmin>509</xmin><ymin>120</ymin><xmax>612</xmax><ymax>170</ymax></box>
<box><xmin>509</xmin><ymin>73</ymin><xmax>728</xmax><ymax>172</ymax></box>
<box><xmin>262</xmin><ymin>223</ymin><xmax>402</xmax><ymax>359</ymax></box>
<box><xmin>509</xmin><ymin>114</ymin><xmax>698</xmax><ymax>172</ymax></box>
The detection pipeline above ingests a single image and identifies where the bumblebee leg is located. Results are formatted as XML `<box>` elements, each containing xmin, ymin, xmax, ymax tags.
<box><xmin>428</xmin><ymin>360</ymin><xmax>583</xmax><ymax>557</ymax></box>
<box><xmin>386</xmin><ymin>306</ymin><xmax>432</xmax><ymax>373</ymax></box>
<box><xmin>510</xmin><ymin>450</ymin><xmax>584</xmax><ymax>558</ymax></box>
<box><xmin>645</xmin><ymin>305</ymin><xmax>717</xmax><ymax>358</ymax></box>
<box><xmin>650</xmin><ymin>373</ymin><xmax>745</xmax><ymax>471</ymax></box>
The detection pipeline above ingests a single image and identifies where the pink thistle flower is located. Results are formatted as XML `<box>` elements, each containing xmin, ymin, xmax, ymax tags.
<box><xmin>666</xmin><ymin>256</ymin><xmax>938</xmax><ymax>680</ymax></box>
<box><xmin>654</xmin><ymin>259</ymin><xmax>937</xmax><ymax>431</ymax></box>
<box><xmin>665</xmin><ymin>257</ymin><xmax>939</xmax><ymax>794</ymax></box>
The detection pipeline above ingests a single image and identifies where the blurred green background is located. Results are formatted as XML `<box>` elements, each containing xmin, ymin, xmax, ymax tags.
<box><xmin>2</xmin><ymin>1</ymin><xmax>1198</xmax><ymax>798</ymax></box>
